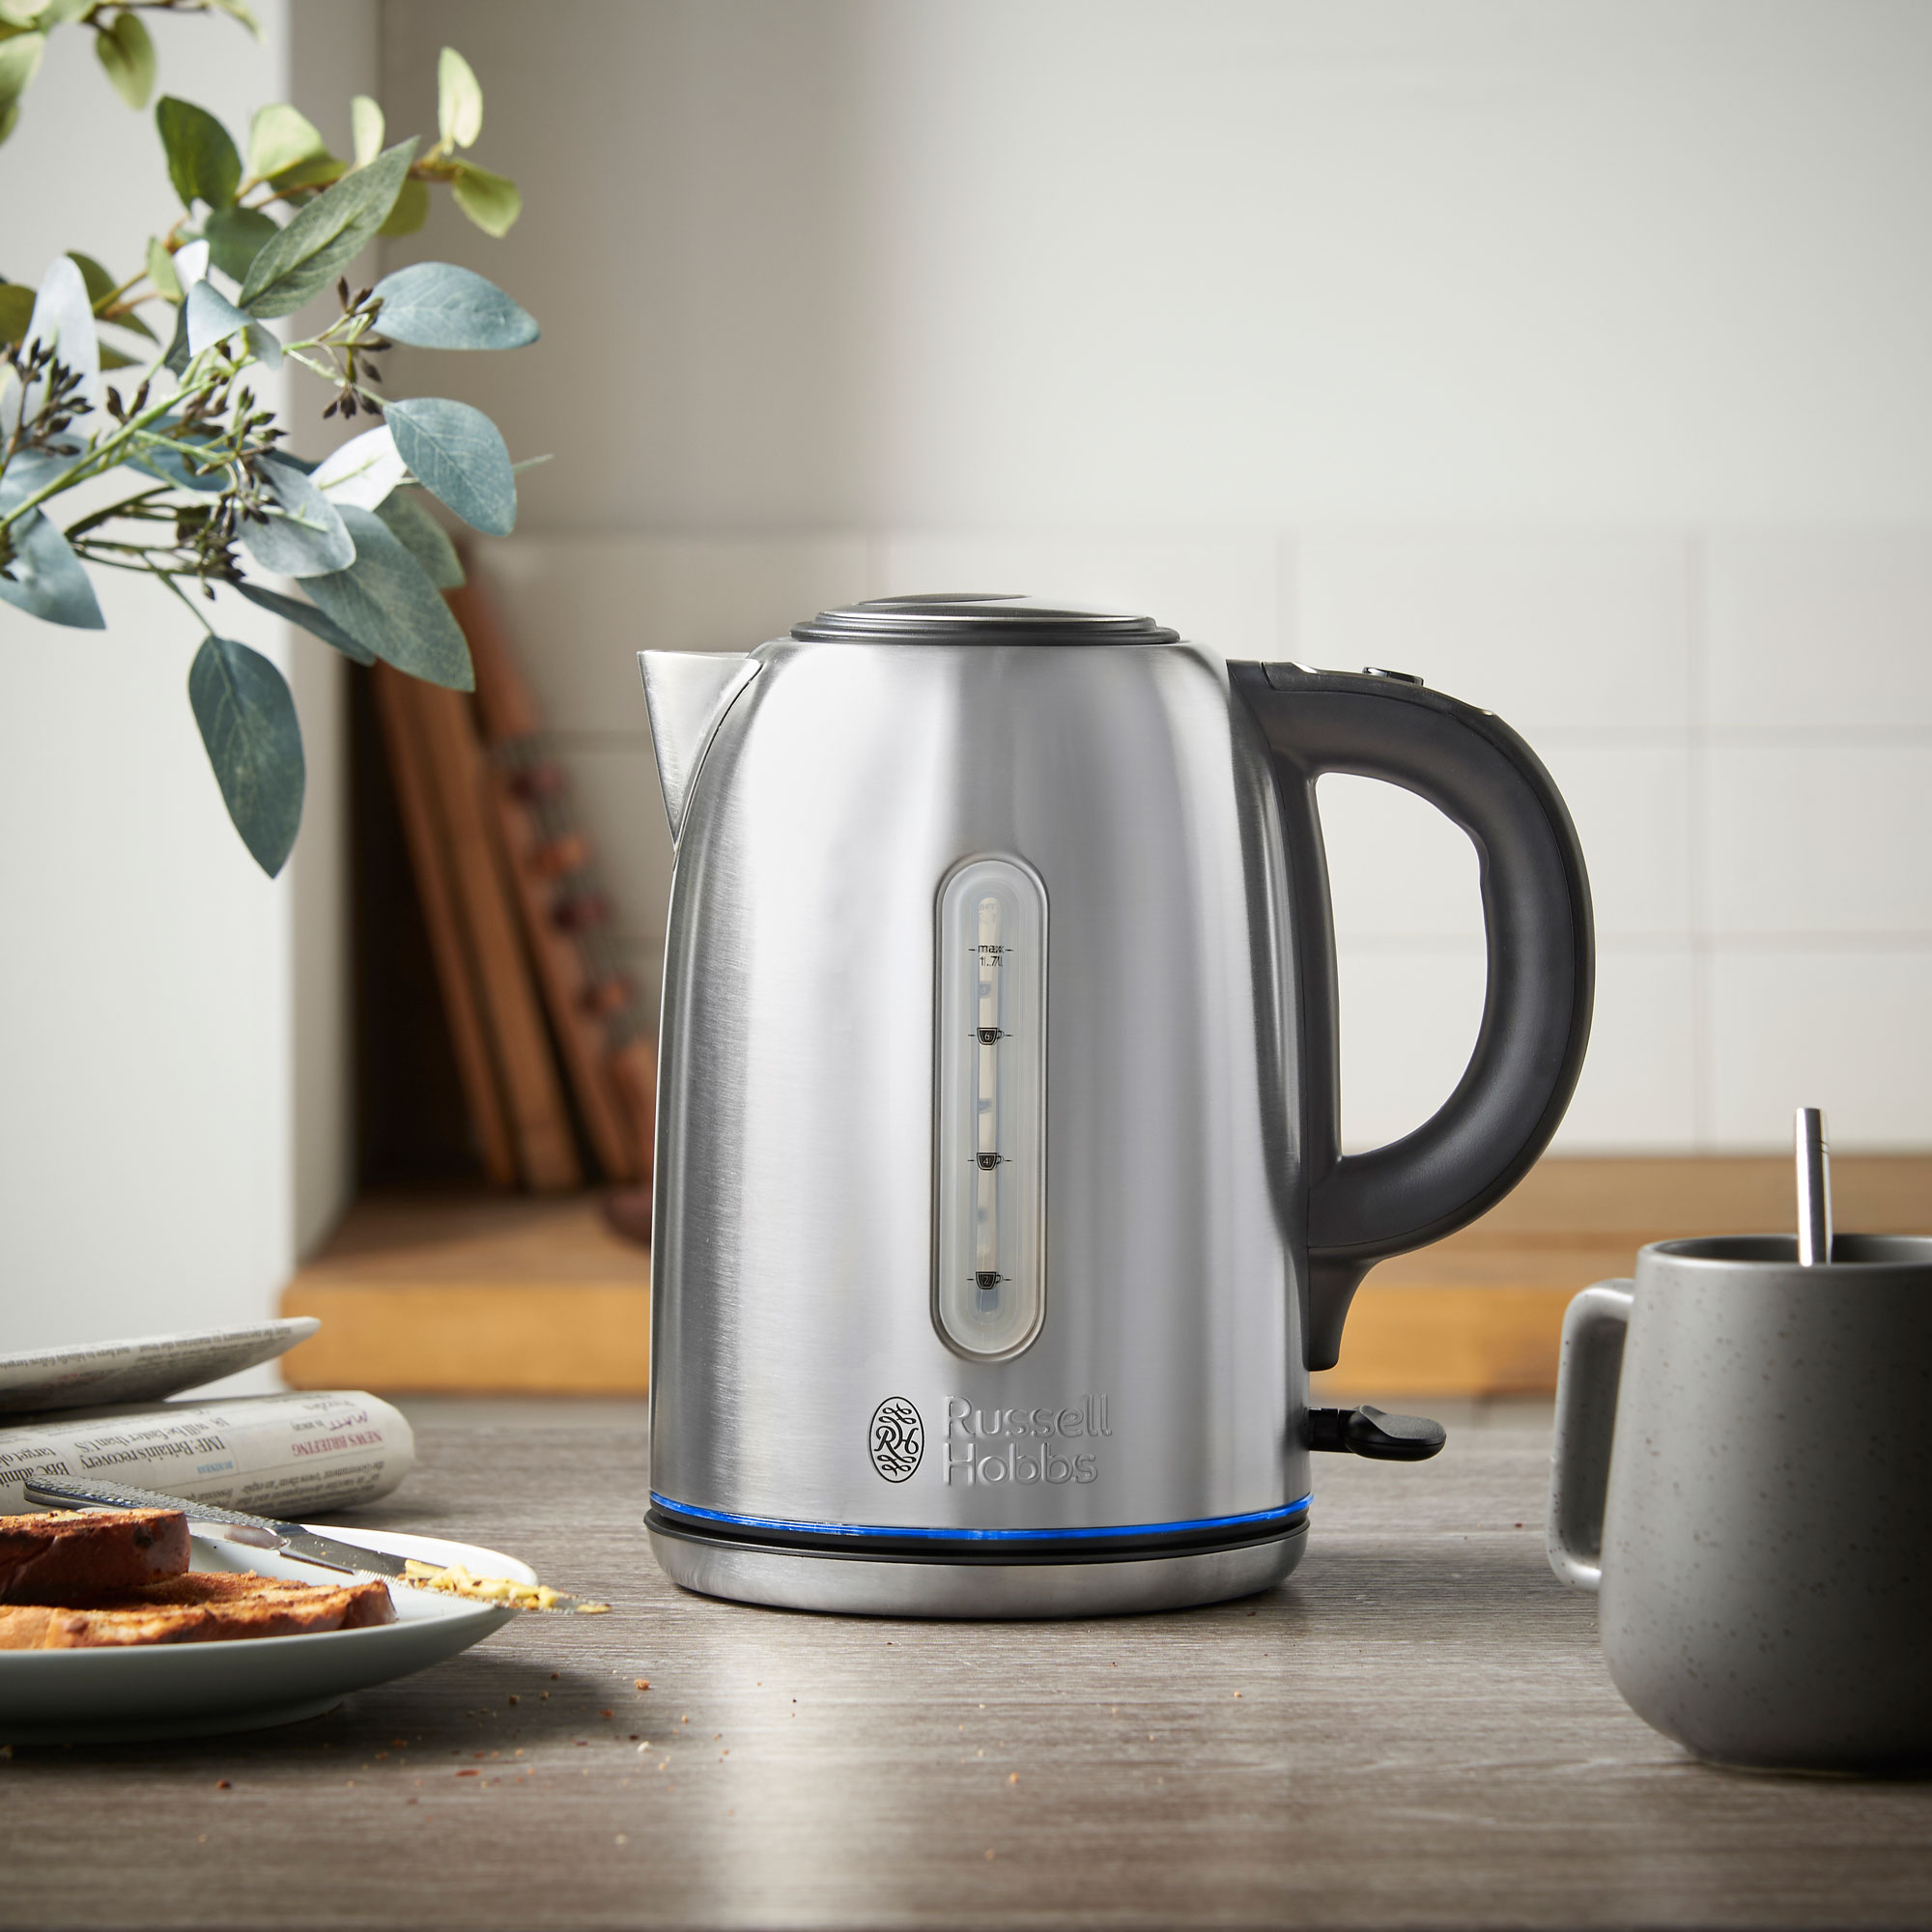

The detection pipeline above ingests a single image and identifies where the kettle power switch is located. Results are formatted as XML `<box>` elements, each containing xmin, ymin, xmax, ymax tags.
<box><xmin>1306</xmin><ymin>1405</ymin><xmax>1447</xmax><ymax>1461</ymax></box>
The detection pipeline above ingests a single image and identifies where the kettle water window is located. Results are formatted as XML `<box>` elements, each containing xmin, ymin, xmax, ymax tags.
<box><xmin>935</xmin><ymin>857</ymin><xmax>1046</xmax><ymax>1358</ymax></box>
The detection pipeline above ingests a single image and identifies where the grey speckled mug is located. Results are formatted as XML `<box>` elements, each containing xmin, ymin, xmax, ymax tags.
<box><xmin>1548</xmin><ymin>1235</ymin><xmax>1932</xmax><ymax>1773</ymax></box>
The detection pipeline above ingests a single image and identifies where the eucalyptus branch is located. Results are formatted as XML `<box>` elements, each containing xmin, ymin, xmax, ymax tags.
<box><xmin>0</xmin><ymin>367</ymin><xmax>203</xmax><ymax>533</ymax></box>
<box><xmin>0</xmin><ymin>322</ymin><xmax>327</xmax><ymax>536</ymax></box>
<box><xmin>71</xmin><ymin>538</ymin><xmax>184</xmax><ymax>560</ymax></box>
<box><xmin>0</xmin><ymin>26</ymin><xmax>533</xmax><ymax>875</ymax></box>
<box><xmin>284</xmin><ymin>347</ymin><xmax>388</xmax><ymax>419</ymax></box>
<box><xmin>63</xmin><ymin>551</ymin><xmax>179</xmax><ymax>574</ymax></box>
<box><xmin>74</xmin><ymin>2</ymin><xmax>248</xmax><ymax>18</ymax></box>
<box><xmin>156</xmin><ymin>566</ymin><xmax>221</xmax><ymax>634</ymax></box>
<box><xmin>60</xmin><ymin>483</ymin><xmax>173</xmax><ymax>541</ymax></box>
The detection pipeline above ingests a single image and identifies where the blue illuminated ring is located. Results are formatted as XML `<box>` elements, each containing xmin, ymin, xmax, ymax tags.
<box><xmin>648</xmin><ymin>1492</ymin><xmax>1310</xmax><ymax>1544</ymax></box>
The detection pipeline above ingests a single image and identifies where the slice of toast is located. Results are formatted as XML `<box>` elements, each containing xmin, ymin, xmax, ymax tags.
<box><xmin>0</xmin><ymin>1571</ymin><xmax>397</xmax><ymax>1648</ymax></box>
<box><xmin>0</xmin><ymin>1508</ymin><xmax>189</xmax><ymax>1604</ymax></box>
<box><xmin>122</xmin><ymin>1571</ymin><xmax>396</xmax><ymax>1630</ymax></box>
<box><xmin>0</xmin><ymin>1605</ymin><xmax>56</xmax><ymax>1649</ymax></box>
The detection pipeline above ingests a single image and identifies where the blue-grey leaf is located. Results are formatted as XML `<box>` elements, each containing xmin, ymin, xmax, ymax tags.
<box><xmin>161</xmin><ymin>296</ymin><xmax>190</xmax><ymax>377</ymax></box>
<box><xmin>233</xmin><ymin>578</ymin><xmax>375</xmax><ymax>664</ymax></box>
<box><xmin>384</xmin><ymin>396</ymin><xmax>515</xmax><ymax>537</ymax></box>
<box><xmin>187</xmin><ymin>634</ymin><xmax>304</xmax><ymax>875</ymax></box>
<box><xmin>238</xmin><ymin>139</ymin><xmax>417</xmax><ymax>320</ymax></box>
<box><xmin>374</xmin><ymin>486</ymin><xmax>464</xmax><ymax>589</ymax></box>
<box><xmin>185</xmin><ymin>276</ymin><xmax>252</xmax><ymax>356</ymax></box>
<box><xmin>2</xmin><ymin>450</ymin><xmax>81</xmax><ymax>495</ymax></box>
<box><xmin>241</xmin><ymin>453</ymin><xmax>355</xmax><ymax>577</ymax></box>
<box><xmin>367</xmin><ymin>262</ymin><xmax>538</xmax><ymax>351</ymax></box>
<box><xmin>302</xmin><ymin>504</ymin><xmax>473</xmax><ymax>689</ymax></box>
<box><xmin>0</xmin><ymin>505</ymin><xmax>104</xmax><ymax>629</ymax></box>
<box><xmin>8</xmin><ymin>256</ymin><xmax>99</xmax><ymax>437</ymax></box>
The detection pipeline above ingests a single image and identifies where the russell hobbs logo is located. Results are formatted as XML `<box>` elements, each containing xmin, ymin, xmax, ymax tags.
<box><xmin>944</xmin><ymin>1395</ymin><xmax>1109</xmax><ymax>1486</ymax></box>
<box><xmin>867</xmin><ymin>1397</ymin><xmax>923</xmax><ymax>1482</ymax></box>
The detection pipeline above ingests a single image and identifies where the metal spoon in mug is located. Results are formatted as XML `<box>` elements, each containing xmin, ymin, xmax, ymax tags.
<box><xmin>1796</xmin><ymin>1105</ymin><xmax>1833</xmax><ymax>1266</ymax></box>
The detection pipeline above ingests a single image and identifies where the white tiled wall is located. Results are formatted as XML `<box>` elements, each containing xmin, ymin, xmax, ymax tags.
<box><xmin>479</xmin><ymin>528</ymin><xmax>1932</xmax><ymax>1155</ymax></box>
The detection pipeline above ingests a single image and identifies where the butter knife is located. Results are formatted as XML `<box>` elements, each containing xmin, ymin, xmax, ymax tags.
<box><xmin>21</xmin><ymin>1474</ymin><xmax>411</xmax><ymax>1579</ymax></box>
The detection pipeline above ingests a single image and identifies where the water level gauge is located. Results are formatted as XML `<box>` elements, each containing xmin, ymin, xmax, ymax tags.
<box><xmin>935</xmin><ymin>855</ymin><xmax>1046</xmax><ymax>1358</ymax></box>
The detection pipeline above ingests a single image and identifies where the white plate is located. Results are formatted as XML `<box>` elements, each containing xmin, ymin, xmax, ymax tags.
<box><xmin>0</xmin><ymin>1317</ymin><xmax>320</xmax><ymax>1411</ymax></box>
<box><xmin>0</xmin><ymin>1525</ymin><xmax>531</xmax><ymax>1745</ymax></box>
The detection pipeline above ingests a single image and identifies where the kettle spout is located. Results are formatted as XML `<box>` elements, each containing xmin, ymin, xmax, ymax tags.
<box><xmin>638</xmin><ymin>651</ymin><xmax>758</xmax><ymax>838</ymax></box>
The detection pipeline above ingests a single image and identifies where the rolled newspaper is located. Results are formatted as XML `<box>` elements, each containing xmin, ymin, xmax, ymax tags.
<box><xmin>0</xmin><ymin>1390</ymin><xmax>413</xmax><ymax>1516</ymax></box>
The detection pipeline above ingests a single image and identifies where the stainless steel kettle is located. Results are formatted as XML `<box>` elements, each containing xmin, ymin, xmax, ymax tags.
<box><xmin>638</xmin><ymin>594</ymin><xmax>1592</xmax><ymax>1617</ymax></box>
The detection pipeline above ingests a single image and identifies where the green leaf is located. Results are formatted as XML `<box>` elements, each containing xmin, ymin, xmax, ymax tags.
<box><xmin>368</xmin><ymin>262</ymin><xmax>537</xmax><ymax>351</ymax></box>
<box><xmin>449</xmin><ymin>161</ymin><xmax>520</xmax><ymax>238</ymax></box>
<box><xmin>233</xmin><ymin>578</ymin><xmax>374</xmax><ymax>665</ymax></box>
<box><xmin>156</xmin><ymin>97</ymin><xmax>242</xmax><ymax>210</ymax></box>
<box><xmin>94</xmin><ymin>9</ymin><xmax>155</xmax><ymax>109</ymax></box>
<box><xmin>375</xmin><ymin>486</ymin><xmax>464</xmax><ymax>589</ymax></box>
<box><xmin>0</xmin><ymin>281</ymin><xmax>33</xmax><ymax>341</ymax></box>
<box><xmin>350</xmin><ymin>94</ymin><xmax>383</xmax><ymax>169</ymax></box>
<box><xmin>247</xmin><ymin>100</ymin><xmax>327</xmax><ymax>182</ymax></box>
<box><xmin>304</xmin><ymin>505</ymin><xmax>473</xmax><ymax>688</ymax></box>
<box><xmin>241</xmin><ymin>453</ymin><xmax>355</xmax><ymax>577</ymax></box>
<box><xmin>66</xmin><ymin>250</ymin><xmax>115</xmax><ymax>308</ymax></box>
<box><xmin>237</xmin><ymin>137</ymin><xmax>415</xmax><ymax>319</ymax></box>
<box><xmin>0</xmin><ymin>30</ymin><xmax>43</xmax><ymax>109</ymax></box>
<box><xmin>0</xmin><ymin>97</ymin><xmax>18</xmax><ymax>146</ymax></box>
<box><xmin>384</xmin><ymin>396</ymin><xmax>515</xmax><ymax>536</ymax></box>
<box><xmin>146</xmin><ymin>234</ymin><xmax>181</xmax><ymax>302</ymax></box>
<box><xmin>66</xmin><ymin>249</ymin><xmax>158</xmax><ymax>348</ymax></box>
<box><xmin>98</xmin><ymin>343</ymin><xmax>140</xmax><ymax>369</ymax></box>
<box><xmin>202</xmin><ymin>204</ymin><xmax>278</xmax><ymax>282</ymax></box>
<box><xmin>377</xmin><ymin>176</ymin><xmax>428</xmax><ymax>240</ymax></box>
<box><xmin>264</xmin><ymin>153</ymin><xmax>342</xmax><ymax>193</ymax></box>
<box><xmin>437</xmin><ymin>45</ymin><xmax>482</xmax><ymax>148</ymax></box>
<box><xmin>187</xmin><ymin>634</ymin><xmax>304</xmax><ymax>876</ymax></box>
<box><xmin>207</xmin><ymin>0</ymin><xmax>259</xmax><ymax>37</ymax></box>
<box><xmin>106</xmin><ymin>304</ymin><xmax>158</xmax><ymax>345</ymax></box>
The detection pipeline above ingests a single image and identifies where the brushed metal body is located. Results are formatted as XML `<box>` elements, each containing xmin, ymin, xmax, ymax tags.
<box><xmin>647</xmin><ymin>1520</ymin><xmax>1305</xmax><ymax>1619</ymax></box>
<box><xmin>648</xmin><ymin>634</ymin><xmax>1310</xmax><ymax>1614</ymax></box>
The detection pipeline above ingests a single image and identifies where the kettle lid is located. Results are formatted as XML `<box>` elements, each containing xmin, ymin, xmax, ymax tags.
<box><xmin>791</xmin><ymin>593</ymin><xmax>1179</xmax><ymax>645</ymax></box>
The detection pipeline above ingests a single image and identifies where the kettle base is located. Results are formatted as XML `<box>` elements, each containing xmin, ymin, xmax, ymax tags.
<box><xmin>646</xmin><ymin>1519</ymin><xmax>1305</xmax><ymax>1620</ymax></box>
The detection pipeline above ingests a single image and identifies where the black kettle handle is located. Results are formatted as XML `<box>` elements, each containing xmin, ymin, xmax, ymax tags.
<box><xmin>1230</xmin><ymin>663</ymin><xmax>1594</xmax><ymax>1370</ymax></box>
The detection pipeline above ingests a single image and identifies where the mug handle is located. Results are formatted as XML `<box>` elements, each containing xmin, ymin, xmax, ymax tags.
<box><xmin>1546</xmin><ymin>1279</ymin><xmax>1634</xmax><ymax>1592</ymax></box>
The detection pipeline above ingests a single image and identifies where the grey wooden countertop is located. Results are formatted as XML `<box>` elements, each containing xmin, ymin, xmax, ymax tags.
<box><xmin>7</xmin><ymin>1399</ymin><xmax>1930</xmax><ymax>1930</ymax></box>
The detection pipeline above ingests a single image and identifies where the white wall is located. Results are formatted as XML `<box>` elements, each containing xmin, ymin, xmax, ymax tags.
<box><xmin>384</xmin><ymin>0</ymin><xmax>1932</xmax><ymax>1154</ymax></box>
<box><xmin>0</xmin><ymin>1</ymin><xmax>370</xmax><ymax>1360</ymax></box>
<box><xmin>285</xmin><ymin>0</ymin><xmax>378</xmax><ymax>1257</ymax></box>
